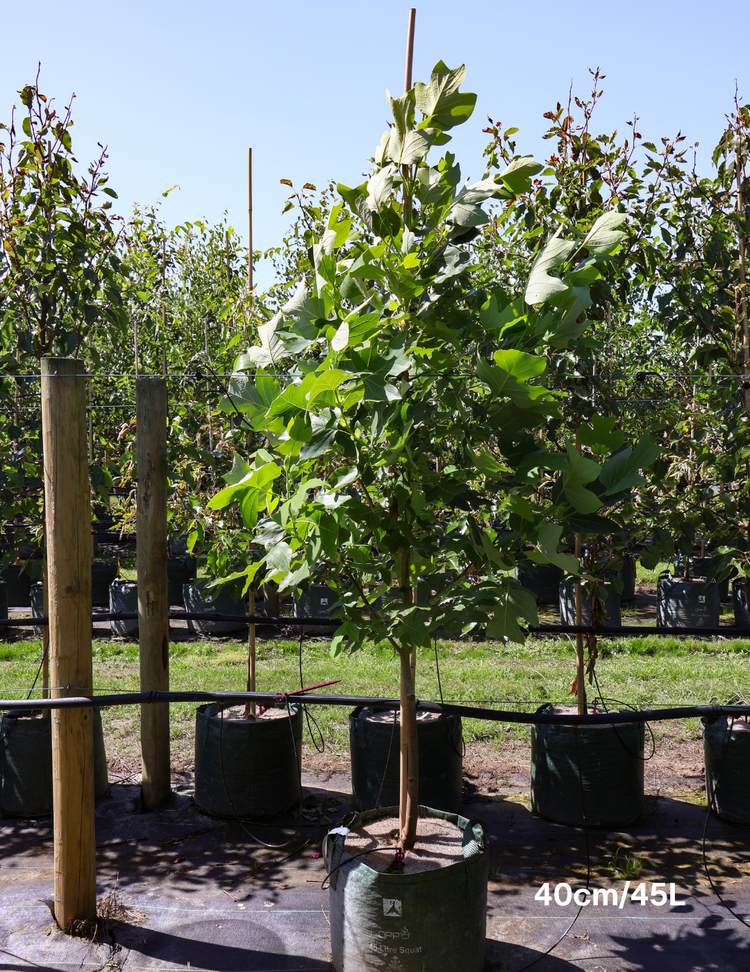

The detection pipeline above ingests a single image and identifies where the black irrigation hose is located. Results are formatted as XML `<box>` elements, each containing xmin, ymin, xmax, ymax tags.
<box><xmin>5</xmin><ymin>613</ymin><xmax>750</xmax><ymax>638</ymax></box>
<box><xmin>0</xmin><ymin>611</ymin><xmax>342</xmax><ymax>628</ymax></box>
<box><xmin>3</xmin><ymin>692</ymin><xmax>750</xmax><ymax>728</ymax></box>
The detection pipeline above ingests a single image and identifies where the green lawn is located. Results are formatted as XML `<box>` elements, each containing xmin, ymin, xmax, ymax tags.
<box><xmin>1</xmin><ymin>632</ymin><xmax>749</xmax><ymax>772</ymax></box>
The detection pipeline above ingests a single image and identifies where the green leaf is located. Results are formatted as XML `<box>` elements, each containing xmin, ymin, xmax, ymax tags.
<box><xmin>528</xmin><ymin>523</ymin><xmax>580</xmax><ymax>574</ymax></box>
<box><xmin>581</xmin><ymin>211</ymin><xmax>627</xmax><ymax>255</ymax></box>
<box><xmin>577</xmin><ymin>415</ymin><xmax>625</xmax><ymax>456</ymax></box>
<box><xmin>525</xmin><ymin>232</ymin><xmax>576</xmax><ymax>306</ymax></box>
<box><xmin>498</xmin><ymin>156</ymin><xmax>543</xmax><ymax>194</ymax></box>
<box><xmin>414</xmin><ymin>61</ymin><xmax>477</xmax><ymax>133</ymax></box>
<box><xmin>487</xmin><ymin>581</ymin><xmax>538</xmax><ymax>643</ymax></box>
<box><xmin>331</xmin><ymin>320</ymin><xmax>350</xmax><ymax>352</ymax></box>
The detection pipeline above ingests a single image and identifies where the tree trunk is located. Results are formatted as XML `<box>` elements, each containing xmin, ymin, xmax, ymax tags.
<box><xmin>398</xmin><ymin>646</ymin><xmax>419</xmax><ymax>850</ymax></box>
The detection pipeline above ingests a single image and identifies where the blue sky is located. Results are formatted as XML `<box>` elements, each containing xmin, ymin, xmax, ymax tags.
<box><xmin>1</xmin><ymin>0</ymin><xmax>747</xmax><ymax>291</ymax></box>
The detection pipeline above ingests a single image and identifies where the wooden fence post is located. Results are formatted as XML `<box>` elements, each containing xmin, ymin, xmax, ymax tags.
<box><xmin>41</xmin><ymin>356</ymin><xmax>96</xmax><ymax>929</ymax></box>
<box><xmin>137</xmin><ymin>377</ymin><xmax>171</xmax><ymax>808</ymax></box>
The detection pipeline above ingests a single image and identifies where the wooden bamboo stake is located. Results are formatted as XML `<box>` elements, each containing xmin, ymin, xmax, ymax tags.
<box><xmin>736</xmin><ymin>135</ymin><xmax>749</xmax><ymax>414</ymax></box>
<box><xmin>574</xmin><ymin>429</ymin><xmax>586</xmax><ymax>716</ymax></box>
<box><xmin>247</xmin><ymin>147</ymin><xmax>253</xmax><ymax>347</ymax></box>
<box><xmin>137</xmin><ymin>378</ymin><xmax>171</xmax><ymax>809</ymax></box>
<box><xmin>398</xmin><ymin>5</ymin><xmax>417</xmax><ymax>840</ymax></box>
<box><xmin>404</xmin><ymin>8</ymin><xmax>416</xmax><ymax>92</ymax></box>
<box><xmin>245</xmin><ymin>589</ymin><xmax>256</xmax><ymax>718</ymax></box>
<box><xmin>41</xmin><ymin>356</ymin><xmax>96</xmax><ymax>930</ymax></box>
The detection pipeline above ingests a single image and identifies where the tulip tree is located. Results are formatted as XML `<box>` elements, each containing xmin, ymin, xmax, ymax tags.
<box><xmin>212</xmin><ymin>62</ymin><xmax>655</xmax><ymax>849</ymax></box>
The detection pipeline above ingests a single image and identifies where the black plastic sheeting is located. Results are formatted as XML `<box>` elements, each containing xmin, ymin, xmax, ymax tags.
<box><xmin>703</xmin><ymin>714</ymin><xmax>750</xmax><ymax>826</ymax></box>
<box><xmin>530</xmin><ymin>703</ymin><xmax>645</xmax><ymax>827</ymax></box>
<box><xmin>193</xmin><ymin>702</ymin><xmax>302</xmax><ymax>818</ymax></box>
<box><xmin>349</xmin><ymin>706</ymin><xmax>463</xmax><ymax>813</ymax></box>
<box><xmin>0</xmin><ymin>707</ymin><xmax>109</xmax><ymax>816</ymax></box>
<box><xmin>325</xmin><ymin>805</ymin><xmax>487</xmax><ymax>972</ymax></box>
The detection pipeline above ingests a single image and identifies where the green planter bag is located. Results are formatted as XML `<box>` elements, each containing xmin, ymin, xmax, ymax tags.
<box><xmin>703</xmin><ymin>715</ymin><xmax>750</xmax><ymax>826</ymax></box>
<box><xmin>324</xmin><ymin>805</ymin><xmax>488</xmax><ymax>972</ymax></box>
<box><xmin>531</xmin><ymin>704</ymin><xmax>645</xmax><ymax>827</ymax></box>
<box><xmin>194</xmin><ymin>702</ymin><xmax>302</xmax><ymax>817</ymax></box>
<box><xmin>0</xmin><ymin>707</ymin><xmax>109</xmax><ymax>816</ymax></box>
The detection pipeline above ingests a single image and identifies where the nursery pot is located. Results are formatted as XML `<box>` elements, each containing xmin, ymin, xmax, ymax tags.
<box><xmin>92</xmin><ymin>559</ymin><xmax>118</xmax><ymax>607</ymax></box>
<box><xmin>674</xmin><ymin>553</ymin><xmax>729</xmax><ymax>601</ymax></box>
<box><xmin>618</xmin><ymin>554</ymin><xmax>637</xmax><ymax>602</ymax></box>
<box><xmin>349</xmin><ymin>706</ymin><xmax>463</xmax><ymax>814</ymax></box>
<box><xmin>656</xmin><ymin>576</ymin><xmax>720</xmax><ymax>628</ymax></box>
<box><xmin>30</xmin><ymin>581</ymin><xmax>44</xmax><ymax>638</ymax></box>
<box><xmin>294</xmin><ymin>585</ymin><xmax>338</xmax><ymax>635</ymax></box>
<box><xmin>530</xmin><ymin>705</ymin><xmax>645</xmax><ymax>827</ymax></box>
<box><xmin>559</xmin><ymin>581</ymin><xmax>621</xmax><ymax>627</ymax></box>
<box><xmin>167</xmin><ymin>556</ymin><xmax>197</xmax><ymax>605</ymax></box>
<box><xmin>0</xmin><ymin>707</ymin><xmax>109</xmax><ymax>816</ymax></box>
<box><xmin>109</xmin><ymin>580</ymin><xmax>138</xmax><ymax>638</ymax></box>
<box><xmin>516</xmin><ymin>562</ymin><xmax>563</xmax><ymax>605</ymax></box>
<box><xmin>703</xmin><ymin>714</ymin><xmax>750</xmax><ymax>825</ymax></box>
<box><xmin>183</xmin><ymin>582</ymin><xmax>248</xmax><ymax>635</ymax></box>
<box><xmin>324</xmin><ymin>805</ymin><xmax>488</xmax><ymax>972</ymax></box>
<box><xmin>2</xmin><ymin>564</ymin><xmax>33</xmax><ymax>608</ymax></box>
<box><xmin>732</xmin><ymin>579</ymin><xmax>750</xmax><ymax>629</ymax></box>
<box><xmin>194</xmin><ymin>702</ymin><xmax>302</xmax><ymax>817</ymax></box>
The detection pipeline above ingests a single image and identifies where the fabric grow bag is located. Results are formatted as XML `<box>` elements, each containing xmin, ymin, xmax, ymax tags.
<box><xmin>167</xmin><ymin>556</ymin><xmax>196</xmax><ymax>606</ymax></box>
<box><xmin>2</xmin><ymin>564</ymin><xmax>33</xmax><ymax>608</ymax></box>
<box><xmin>324</xmin><ymin>805</ymin><xmax>488</xmax><ymax>972</ymax></box>
<box><xmin>0</xmin><ymin>707</ymin><xmax>109</xmax><ymax>816</ymax></box>
<box><xmin>531</xmin><ymin>705</ymin><xmax>645</xmax><ymax>827</ymax></box>
<box><xmin>92</xmin><ymin>560</ymin><xmax>118</xmax><ymax>607</ymax></box>
<box><xmin>674</xmin><ymin>553</ymin><xmax>730</xmax><ymax>601</ymax></box>
<box><xmin>109</xmin><ymin>580</ymin><xmax>138</xmax><ymax>638</ymax></box>
<box><xmin>349</xmin><ymin>707</ymin><xmax>463</xmax><ymax>814</ymax></box>
<box><xmin>194</xmin><ymin>702</ymin><xmax>302</xmax><ymax>817</ymax></box>
<box><xmin>732</xmin><ymin>580</ymin><xmax>750</xmax><ymax>629</ymax></box>
<box><xmin>516</xmin><ymin>562</ymin><xmax>563</xmax><ymax>605</ymax></box>
<box><xmin>183</xmin><ymin>582</ymin><xmax>248</xmax><ymax>635</ymax></box>
<box><xmin>619</xmin><ymin>555</ymin><xmax>636</xmax><ymax>602</ymax></box>
<box><xmin>703</xmin><ymin>715</ymin><xmax>750</xmax><ymax>825</ymax></box>
<box><xmin>294</xmin><ymin>585</ymin><xmax>338</xmax><ymax>634</ymax></box>
<box><xmin>657</xmin><ymin>576</ymin><xmax>721</xmax><ymax>628</ymax></box>
<box><xmin>559</xmin><ymin>581</ymin><xmax>621</xmax><ymax>627</ymax></box>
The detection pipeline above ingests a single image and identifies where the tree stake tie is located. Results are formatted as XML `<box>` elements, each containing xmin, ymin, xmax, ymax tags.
<box><xmin>273</xmin><ymin>679</ymin><xmax>342</xmax><ymax>706</ymax></box>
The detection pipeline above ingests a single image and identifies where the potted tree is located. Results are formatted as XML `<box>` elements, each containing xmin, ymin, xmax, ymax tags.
<box><xmin>214</xmin><ymin>61</ymin><xmax>639</xmax><ymax>968</ymax></box>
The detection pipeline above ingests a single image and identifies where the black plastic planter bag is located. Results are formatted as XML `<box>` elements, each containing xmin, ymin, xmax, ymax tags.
<box><xmin>183</xmin><ymin>583</ymin><xmax>248</xmax><ymax>635</ymax></box>
<box><xmin>324</xmin><ymin>806</ymin><xmax>488</xmax><ymax>972</ymax></box>
<box><xmin>0</xmin><ymin>707</ymin><xmax>109</xmax><ymax>816</ymax></box>
<box><xmin>559</xmin><ymin>581</ymin><xmax>621</xmax><ymax>627</ymax></box>
<box><xmin>732</xmin><ymin>580</ymin><xmax>750</xmax><ymax>629</ymax></box>
<box><xmin>110</xmin><ymin>580</ymin><xmax>138</xmax><ymax>638</ymax></box>
<box><xmin>167</xmin><ymin>556</ymin><xmax>196</xmax><ymax>606</ymax></box>
<box><xmin>531</xmin><ymin>705</ymin><xmax>645</xmax><ymax>827</ymax></box>
<box><xmin>349</xmin><ymin>706</ymin><xmax>463</xmax><ymax>813</ymax></box>
<box><xmin>703</xmin><ymin>716</ymin><xmax>750</xmax><ymax>826</ymax></box>
<box><xmin>516</xmin><ymin>562</ymin><xmax>563</xmax><ymax>605</ymax></box>
<box><xmin>194</xmin><ymin>702</ymin><xmax>302</xmax><ymax>817</ymax></box>
<box><xmin>657</xmin><ymin>576</ymin><xmax>720</xmax><ymax>628</ymax></box>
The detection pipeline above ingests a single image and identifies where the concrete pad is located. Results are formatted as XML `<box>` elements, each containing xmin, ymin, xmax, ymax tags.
<box><xmin>2</xmin><ymin>773</ymin><xmax>750</xmax><ymax>971</ymax></box>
